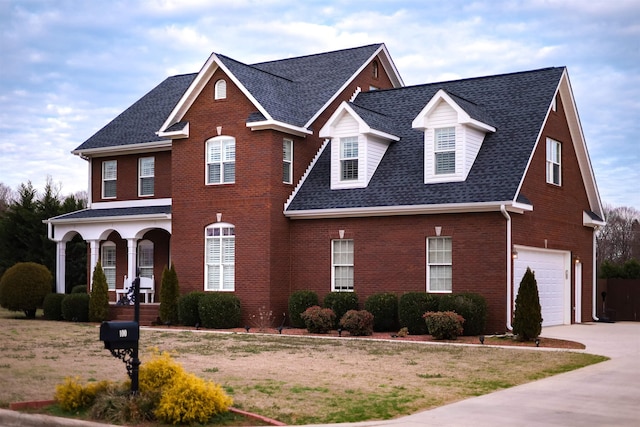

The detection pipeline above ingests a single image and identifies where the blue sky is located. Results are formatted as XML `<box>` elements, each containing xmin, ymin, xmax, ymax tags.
<box><xmin>1</xmin><ymin>0</ymin><xmax>639</xmax><ymax>209</ymax></box>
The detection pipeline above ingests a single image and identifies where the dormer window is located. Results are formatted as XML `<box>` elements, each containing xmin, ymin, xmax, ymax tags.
<box><xmin>214</xmin><ymin>79</ymin><xmax>227</xmax><ymax>100</ymax></box>
<box><xmin>340</xmin><ymin>137</ymin><xmax>359</xmax><ymax>181</ymax></box>
<box><xmin>435</xmin><ymin>127</ymin><xmax>456</xmax><ymax>175</ymax></box>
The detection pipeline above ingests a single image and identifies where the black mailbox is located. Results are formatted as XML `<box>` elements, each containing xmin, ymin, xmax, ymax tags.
<box><xmin>99</xmin><ymin>321</ymin><xmax>139</xmax><ymax>350</ymax></box>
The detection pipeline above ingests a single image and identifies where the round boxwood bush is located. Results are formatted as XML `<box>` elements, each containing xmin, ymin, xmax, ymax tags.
<box><xmin>43</xmin><ymin>293</ymin><xmax>66</xmax><ymax>320</ymax></box>
<box><xmin>398</xmin><ymin>292</ymin><xmax>441</xmax><ymax>335</ymax></box>
<box><xmin>323</xmin><ymin>291</ymin><xmax>359</xmax><ymax>327</ymax></box>
<box><xmin>178</xmin><ymin>291</ymin><xmax>206</xmax><ymax>326</ymax></box>
<box><xmin>71</xmin><ymin>285</ymin><xmax>88</xmax><ymax>294</ymax></box>
<box><xmin>364</xmin><ymin>292</ymin><xmax>398</xmax><ymax>332</ymax></box>
<box><xmin>339</xmin><ymin>309</ymin><xmax>374</xmax><ymax>336</ymax></box>
<box><xmin>61</xmin><ymin>293</ymin><xmax>90</xmax><ymax>322</ymax></box>
<box><xmin>0</xmin><ymin>262</ymin><xmax>53</xmax><ymax>318</ymax></box>
<box><xmin>437</xmin><ymin>292</ymin><xmax>487</xmax><ymax>336</ymax></box>
<box><xmin>198</xmin><ymin>293</ymin><xmax>241</xmax><ymax>329</ymax></box>
<box><xmin>300</xmin><ymin>306</ymin><xmax>335</xmax><ymax>333</ymax></box>
<box><xmin>288</xmin><ymin>290</ymin><xmax>319</xmax><ymax>328</ymax></box>
<box><xmin>424</xmin><ymin>311</ymin><xmax>464</xmax><ymax>340</ymax></box>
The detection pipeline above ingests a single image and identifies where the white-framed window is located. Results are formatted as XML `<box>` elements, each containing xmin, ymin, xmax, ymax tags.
<box><xmin>138</xmin><ymin>157</ymin><xmax>154</xmax><ymax>196</ymax></box>
<box><xmin>137</xmin><ymin>240</ymin><xmax>154</xmax><ymax>278</ymax></box>
<box><xmin>340</xmin><ymin>137</ymin><xmax>359</xmax><ymax>181</ymax></box>
<box><xmin>283</xmin><ymin>139</ymin><xmax>293</xmax><ymax>184</ymax></box>
<box><xmin>435</xmin><ymin>127</ymin><xmax>456</xmax><ymax>175</ymax></box>
<box><xmin>206</xmin><ymin>137</ymin><xmax>236</xmax><ymax>184</ymax></box>
<box><xmin>102</xmin><ymin>160</ymin><xmax>117</xmax><ymax>199</ymax></box>
<box><xmin>101</xmin><ymin>242</ymin><xmax>116</xmax><ymax>290</ymax></box>
<box><xmin>214</xmin><ymin>79</ymin><xmax>227</xmax><ymax>100</ymax></box>
<box><xmin>546</xmin><ymin>138</ymin><xmax>561</xmax><ymax>186</ymax></box>
<box><xmin>205</xmin><ymin>223</ymin><xmax>235</xmax><ymax>291</ymax></box>
<box><xmin>427</xmin><ymin>237</ymin><xmax>452</xmax><ymax>292</ymax></box>
<box><xmin>332</xmin><ymin>239</ymin><xmax>354</xmax><ymax>291</ymax></box>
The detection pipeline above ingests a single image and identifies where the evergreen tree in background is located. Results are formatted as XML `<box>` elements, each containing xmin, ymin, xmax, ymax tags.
<box><xmin>89</xmin><ymin>261</ymin><xmax>110</xmax><ymax>322</ymax></box>
<box><xmin>160</xmin><ymin>263</ymin><xmax>180</xmax><ymax>325</ymax></box>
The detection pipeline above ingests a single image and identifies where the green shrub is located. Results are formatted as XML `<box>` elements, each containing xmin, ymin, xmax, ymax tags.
<box><xmin>0</xmin><ymin>262</ymin><xmax>52</xmax><ymax>318</ymax></box>
<box><xmin>89</xmin><ymin>261</ymin><xmax>110</xmax><ymax>323</ymax></box>
<box><xmin>288</xmin><ymin>290</ymin><xmax>319</xmax><ymax>328</ymax></box>
<box><xmin>71</xmin><ymin>285</ymin><xmax>88</xmax><ymax>294</ymax></box>
<box><xmin>198</xmin><ymin>293</ymin><xmax>241</xmax><ymax>329</ymax></box>
<box><xmin>178</xmin><ymin>291</ymin><xmax>206</xmax><ymax>326</ymax></box>
<box><xmin>398</xmin><ymin>292</ymin><xmax>440</xmax><ymax>335</ymax></box>
<box><xmin>159</xmin><ymin>263</ymin><xmax>180</xmax><ymax>325</ymax></box>
<box><xmin>323</xmin><ymin>291</ymin><xmax>359</xmax><ymax>327</ymax></box>
<box><xmin>300</xmin><ymin>306</ymin><xmax>335</xmax><ymax>333</ymax></box>
<box><xmin>512</xmin><ymin>267</ymin><xmax>543</xmax><ymax>341</ymax></box>
<box><xmin>61</xmin><ymin>293</ymin><xmax>90</xmax><ymax>322</ymax></box>
<box><xmin>623</xmin><ymin>258</ymin><xmax>640</xmax><ymax>279</ymax></box>
<box><xmin>424</xmin><ymin>311</ymin><xmax>464</xmax><ymax>340</ymax></box>
<box><xmin>43</xmin><ymin>293</ymin><xmax>66</xmax><ymax>320</ymax></box>
<box><xmin>364</xmin><ymin>292</ymin><xmax>398</xmax><ymax>332</ymax></box>
<box><xmin>339</xmin><ymin>309</ymin><xmax>374</xmax><ymax>336</ymax></box>
<box><xmin>437</xmin><ymin>292</ymin><xmax>487</xmax><ymax>336</ymax></box>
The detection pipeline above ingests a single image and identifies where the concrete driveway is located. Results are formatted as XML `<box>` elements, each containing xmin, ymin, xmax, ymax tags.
<box><xmin>306</xmin><ymin>322</ymin><xmax>640</xmax><ymax>427</ymax></box>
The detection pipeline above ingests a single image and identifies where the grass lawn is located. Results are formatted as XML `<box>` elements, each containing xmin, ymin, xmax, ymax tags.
<box><xmin>0</xmin><ymin>309</ymin><xmax>607</xmax><ymax>425</ymax></box>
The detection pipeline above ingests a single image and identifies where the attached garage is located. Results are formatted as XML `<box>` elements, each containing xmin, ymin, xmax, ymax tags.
<box><xmin>513</xmin><ymin>246</ymin><xmax>571</xmax><ymax>326</ymax></box>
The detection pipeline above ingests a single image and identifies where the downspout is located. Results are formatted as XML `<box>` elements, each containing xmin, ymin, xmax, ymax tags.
<box><xmin>592</xmin><ymin>229</ymin><xmax>599</xmax><ymax>321</ymax></box>
<box><xmin>501</xmin><ymin>205</ymin><xmax>513</xmax><ymax>330</ymax></box>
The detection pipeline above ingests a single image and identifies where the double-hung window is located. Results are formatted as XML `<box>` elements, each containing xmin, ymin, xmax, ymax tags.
<box><xmin>340</xmin><ymin>137</ymin><xmax>359</xmax><ymax>181</ymax></box>
<box><xmin>206</xmin><ymin>137</ymin><xmax>235</xmax><ymax>184</ymax></box>
<box><xmin>101</xmin><ymin>242</ymin><xmax>116</xmax><ymax>290</ymax></box>
<box><xmin>435</xmin><ymin>127</ymin><xmax>456</xmax><ymax>175</ymax></box>
<box><xmin>546</xmin><ymin>138</ymin><xmax>561</xmax><ymax>185</ymax></box>
<box><xmin>205</xmin><ymin>224</ymin><xmax>235</xmax><ymax>291</ymax></box>
<box><xmin>283</xmin><ymin>139</ymin><xmax>293</xmax><ymax>184</ymax></box>
<box><xmin>332</xmin><ymin>239</ymin><xmax>354</xmax><ymax>291</ymax></box>
<box><xmin>427</xmin><ymin>237</ymin><xmax>452</xmax><ymax>292</ymax></box>
<box><xmin>102</xmin><ymin>160</ymin><xmax>117</xmax><ymax>199</ymax></box>
<box><xmin>138</xmin><ymin>157</ymin><xmax>154</xmax><ymax>196</ymax></box>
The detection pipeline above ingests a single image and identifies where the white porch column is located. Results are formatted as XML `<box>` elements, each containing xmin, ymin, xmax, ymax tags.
<box><xmin>89</xmin><ymin>240</ymin><xmax>100</xmax><ymax>288</ymax></box>
<box><xmin>127</xmin><ymin>238</ymin><xmax>137</xmax><ymax>281</ymax></box>
<box><xmin>56</xmin><ymin>242</ymin><xmax>66</xmax><ymax>294</ymax></box>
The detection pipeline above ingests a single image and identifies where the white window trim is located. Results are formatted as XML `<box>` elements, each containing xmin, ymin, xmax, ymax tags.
<box><xmin>340</xmin><ymin>137</ymin><xmax>359</xmax><ymax>181</ymax></box>
<box><xmin>206</xmin><ymin>136</ymin><xmax>236</xmax><ymax>185</ymax></box>
<box><xmin>331</xmin><ymin>239</ymin><xmax>354</xmax><ymax>292</ymax></box>
<box><xmin>138</xmin><ymin>156</ymin><xmax>155</xmax><ymax>197</ymax></box>
<box><xmin>283</xmin><ymin>139</ymin><xmax>293</xmax><ymax>184</ymax></box>
<box><xmin>102</xmin><ymin>160</ymin><xmax>117</xmax><ymax>199</ymax></box>
<box><xmin>101</xmin><ymin>242</ymin><xmax>116</xmax><ymax>290</ymax></box>
<box><xmin>426</xmin><ymin>237</ymin><xmax>452</xmax><ymax>293</ymax></box>
<box><xmin>214</xmin><ymin>79</ymin><xmax>227</xmax><ymax>100</ymax></box>
<box><xmin>546</xmin><ymin>137</ymin><xmax>562</xmax><ymax>186</ymax></box>
<box><xmin>204</xmin><ymin>222</ymin><xmax>235</xmax><ymax>291</ymax></box>
<box><xmin>434</xmin><ymin>127</ymin><xmax>456</xmax><ymax>175</ymax></box>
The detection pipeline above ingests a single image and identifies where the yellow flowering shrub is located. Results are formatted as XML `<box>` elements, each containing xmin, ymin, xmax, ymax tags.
<box><xmin>138</xmin><ymin>349</ymin><xmax>185</xmax><ymax>393</ymax></box>
<box><xmin>54</xmin><ymin>377</ymin><xmax>111</xmax><ymax>411</ymax></box>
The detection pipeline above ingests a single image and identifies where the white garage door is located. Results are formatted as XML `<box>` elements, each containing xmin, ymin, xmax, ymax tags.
<box><xmin>514</xmin><ymin>247</ymin><xmax>570</xmax><ymax>327</ymax></box>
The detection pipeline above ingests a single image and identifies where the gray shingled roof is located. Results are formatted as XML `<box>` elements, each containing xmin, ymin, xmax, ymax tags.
<box><xmin>286</xmin><ymin>67</ymin><xmax>564</xmax><ymax>211</ymax></box>
<box><xmin>50</xmin><ymin>205</ymin><xmax>171</xmax><ymax>221</ymax></box>
<box><xmin>75</xmin><ymin>74</ymin><xmax>197</xmax><ymax>151</ymax></box>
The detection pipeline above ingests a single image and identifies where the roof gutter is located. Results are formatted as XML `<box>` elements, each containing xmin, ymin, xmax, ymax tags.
<box><xmin>501</xmin><ymin>204</ymin><xmax>513</xmax><ymax>331</ymax></box>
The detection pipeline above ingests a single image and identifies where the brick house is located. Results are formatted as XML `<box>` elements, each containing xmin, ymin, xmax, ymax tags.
<box><xmin>46</xmin><ymin>43</ymin><xmax>604</xmax><ymax>333</ymax></box>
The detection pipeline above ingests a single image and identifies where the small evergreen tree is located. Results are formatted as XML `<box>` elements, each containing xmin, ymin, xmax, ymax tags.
<box><xmin>512</xmin><ymin>267</ymin><xmax>543</xmax><ymax>341</ymax></box>
<box><xmin>159</xmin><ymin>263</ymin><xmax>180</xmax><ymax>324</ymax></box>
<box><xmin>89</xmin><ymin>261</ymin><xmax>109</xmax><ymax>322</ymax></box>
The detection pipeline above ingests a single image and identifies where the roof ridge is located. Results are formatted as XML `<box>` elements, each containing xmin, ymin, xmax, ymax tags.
<box><xmin>250</xmin><ymin>43</ymin><xmax>383</xmax><ymax>67</ymax></box>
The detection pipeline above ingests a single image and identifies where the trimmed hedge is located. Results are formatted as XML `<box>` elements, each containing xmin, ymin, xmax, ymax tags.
<box><xmin>71</xmin><ymin>285</ymin><xmax>88</xmax><ymax>294</ymax></box>
<box><xmin>178</xmin><ymin>292</ymin><xmax>206</xmax><ymax>326</ymax></box>
<box><xmin>300</xmin><ymin>306</ymin><xmax>335</xmax><ymax>333</ymax></box>
<box><xmin>43</xmin><ymin>293</ymin><xmax>66</xmax><ymax>320</ymax></box>
<box><xmin>323</xmin><ymin>292</ymin><xmax>359</xmax><ymax>327</ymax></box>
<box><xmin>437</xmin><ymin>292</ymin><xmax>487</xmax><ymax>336</ymax></box>
<box><xmin>288</xmin><ymin>290</ymin><xmax>319</xmax><ymax>328</ymax></box>
<box><xmin>198</xmin><ymin>293</ymin><xmax>241</xmax><ymax>329</ymax></box>
<box><xmin>398</xmin><ymin>292</ymin><xmax>440</xmax><ymax>335</ymax></box>
<box><xmin>0</xmin><ymin>262</ymin><xmax>53</xmax><ymax>318</ymax></box>
<box><xmin>424</xmin><ymin>311</ymin><xmax>464</xmax><ymax>340</ymax></box>
<box><xmin>61</xmin><ymin>293</ymin><xmax>90</xmax><ymax>322</ymax></box>
<box><xmin>339</xmin><ymin>309</ymin><xmax>374</xmax><ymax>336</ymax></box>
<box><xmin>364</xmin><ymin>292</ymin><xmax>398</xmax><ymax>332</ymax></box>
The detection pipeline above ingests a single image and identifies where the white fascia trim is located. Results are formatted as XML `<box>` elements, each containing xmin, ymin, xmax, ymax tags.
<box><xmin>285</xmin><ymin>200</ymin><xmax>530</xmax><ymax>219</ymax></box>
<box><xmin>48</xmin><ymin>213</ymin><xmax>171</xmax><ymax>225</ymax></box>
<box><xmin>158</xmin><ymin>52</ymin><xmax>272</xmax><ymax>134</ymax></box>
<box><xmin>156</xmin><ymin>122</ymin><xmax>189</xmax><ymax>139</ymax></box>
<box><xmin>583</xmin><ymin>211</ymin><xmax>606</xmax><ymax>228</ymax></box>
<box><xmin>247</xmin><ymin>119</ymin><xmax>313</xmax><ymax>137</ymax></box>
<box><xmin>412</xmin><ymin>89</ymin><xmax>495</xmax><ymax>132</ymax></box>
<box><xmin>319</xmin><ymin>102</ymin><xmax>399</xmax><ymax>141</ymax></box>
<box><xmin>89</xmin><ymin>198</ymin><xmax>172</xmax><ymax>209</ymax></box>
<box><xmin>72</xmin><ymin>140</ymin><xmax>172</xmax><ymax>158</ymax></box>
<box><xmin>304</xmin><ymin>44</ymin><xmax>404</xmax><ymax>129</ymax></box>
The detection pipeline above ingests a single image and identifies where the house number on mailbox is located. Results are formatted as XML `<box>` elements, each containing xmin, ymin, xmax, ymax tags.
<box><xmin>119</xmin><ymin>329</ymin><xmax>128</xmax><ymax>338</ymax></box>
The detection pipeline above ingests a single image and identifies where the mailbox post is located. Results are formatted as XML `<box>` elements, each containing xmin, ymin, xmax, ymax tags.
<box><xmin>99</xmin><ymin>274</ymin><xmax>141</xmax><ymax>394</ymax></box>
